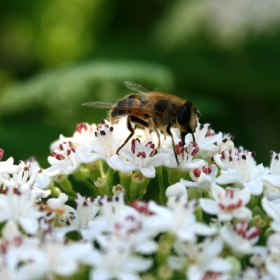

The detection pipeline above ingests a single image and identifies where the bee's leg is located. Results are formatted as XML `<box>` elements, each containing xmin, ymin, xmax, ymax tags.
<box><xmin>180</xmin><ymin>131</ymin><xmax>187</xmax><ymax>160</ymax></box>
<box><xmin>181</xmin><ymin>132</ymin><xmax>187</xmax><ymax>146</ymax></box>
<box><xmin>166</xmin><ymin>125</ymin><xmax>179</xmax><ymax>166</ymax></box>
<box><xmin>116</xmin><ymin>116</ymin><xmax>135</xmax><ymax>154</ymax></box>
<box><xmin>191</xmin><ymin>133</ymin><xmax>196</xmax><ymax>142</ymax></box>
<box><xmin>148</xmin><ymin>118</ymin><xmax>160</xmax><ymax>149</ymax></box>
<box><xmin>130</xmin><ymin>116</ymin><xmax>148</xmax><ymax>128</ymax></box>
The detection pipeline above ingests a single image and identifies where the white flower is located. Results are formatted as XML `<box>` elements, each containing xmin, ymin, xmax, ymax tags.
<box><xmin>50</xmin><ymin>122</ymin><xmax>98</xmax><ymax>150</ymax></box>
<box><xmin>82</xmin><ymin>195</ymin><xmax>158</xmax><ymax>258</ymax></box>
<box><xmin>186</xmin><ymin>123</ymin><xmax>234</xmax><ymax>160</ymax></box>
<box><xmin>220</xmin><ymin>222</ymin><xmax>261</xmax><ymax>256</ymax></box>
<box><xmin>26</xmin><ymin>157</ymin><xmax>50</xmax><ymax>190</ymax></box>
<box><xmin>0</xmin><ymin>157</ymin><xmax>20</xmax><ymax>175</ymax></box>
<box><xmin>44</xmin><ymin>141</ymin><xmax>93</xmax><ymax>176</ymax></box>
<box><xmin>148</xmin><ymin>198</ymin><xmax>216</xmax><ymax>242</ymax></box>
<box><xmin>251</xmin><ymin>238</ymin><xmax>280</xmax><ymax>280</ymax></box>
<box><xmin>262</xmin><ymin>197</ymin><xmax>280</xmax><ymax>232</ymax></box>
<box><xmin>0</xmin><ymin>186</ymin><xmax>42</xmax><ymax>234</ymax></box>
<box><xmin>1</xmin><ymin>160</ymin><xmax>50</xmax><ymax>201</ymax></box>
<box><xmin>165</xmin><ymin>183</ymin><xmax>188</xmax><ymax>208</ymax></box>
<box><xmin>181</xmin><ymin>164</ymin><xmax>218</xmax><ymax>191</ymax></box>
<box><xmin>75</xmin><ymin>193</ymin><xmax>100</xmax><ymax>230</ymax></box>
<box><xmin>169</xmin><ymin>237</ymin><xmax>232</xmax><ymax>280</ymax></box>
<box><xmin>72</xmin><ymin>122</ymin><xmax>98</xmax><ymax>145</ymax></box>
<box><xmin>215</xmin><ymin>149</ymin><xmax>264</xmax><ymax>195</ymax></box>
<box><xmin>260</xmin><ymin>152</ymin><xmax>280</xmax><ymax>200</ymax></box>
<box><xmin>200</xmin><ymin>184</ymin><xmax>252</xmax><ymax>222</ymax></box>
<box><xmin>134</xmin><ymin>126</ymin><xmax>161</xmax><ymax>145</ymax></box>
<box><xmin>66</xmin><ymin>193</ymin><xmax>104</xmax><ymax>241</ymax></box>
<box><xmin>250</xmin><ymin>246</ymin><xmax>267</xmax><ymax>268</ymax></box>
<box><xmin>19</xmin><ymin>234</ymin><xmax>92</xmax><ymax>280</ymax></box>
<box><xmin>165</xmin><ymin>182</ymin><xmax>188</xmax><ymax>204</ymax></box>
<box><xmin>49</xmin><ymin>120</ymin><xmax>132</xmax><ymax>169</ymax></box>
<box><xmin>0</xmin><ymin>221</ymin><xmax>41</xmax><ymax>280</ymax></box>
<box><xmin>97</xmin><ymin>195</ymin><xmax>158</xmax><ymax>254</ymax></box>
<box><xmin>130</xmin><ymin>200</ymin><xmax>169</xmax><ymax>238</ymax></box>
<box><xmin>166</xmin><ymin>140</ymin><xmax>205</xmax><ymax>170</ymax></box>
<box><xmin>45</xmin><ymin>193</ymin><xmax>78</xmax><ymax>230</ymax></box>
<box><xmin>87</xmin><ymin>237</ymin><xmax>152</xmax><ymax>280</ymax></box>
<box><xmin>85</xmin><ymin>120</ymin><xmax>125</xmax><ymax>160</ymax></box>
<box><xmin>266</xmin><ymin>233</ymin><xmax>280</xmax><ymax>278</ymax></box>
<box><xmin>263</xmin><ymin>184</ymin><xmax>280</xmax><ymax>201</ymax></box>
<box><xmin>237</xmin><ymin>267</ymin><xmax>265</xmax><ymax>280</ymax></box>
<box><xmin>113</xmin><ymin>138</ymin><xmax>169</xmax><ymax>178</ymax></box>
<box><xmin>268</xmin><ymin>152</ymin><xmax>280</xmax><ymax>177</ymax></box>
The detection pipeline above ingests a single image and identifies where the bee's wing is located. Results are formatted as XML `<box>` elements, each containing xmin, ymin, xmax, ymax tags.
<box><xmin>124</xmin><ymin>81</ymin><xmax>150</xmax><ymax>94</ymax></box>
<box><xmin>82</xmin><ymin>97</ymin><xmax>159</xmax><ymax>115</ymax></box>
<box><xmin>82</xmin><ymin>100</ymin><xmax>117</xmax><ymax>109</ymax></box>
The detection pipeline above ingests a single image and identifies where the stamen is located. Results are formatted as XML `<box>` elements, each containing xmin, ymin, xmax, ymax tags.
<box><xmin>0</xmin><ymin>148</ymin><xmax>4</xmax><ymax>161</ymax></box>
<box><xmin>191</xmin><ymin>146</ymin><xmax>199</xmax><ymax>156</ymax></box>
<box><xmin>150</xmin><ymin>150</ymin><xmax>158</xmax><ymax>157</ymax></box>
<box><xmin>193</xmin><ymin>168</ymin><xmax>201</xmax><ymax>178</ymax></box>
<box><xmin>76</xmin><ymin>123</ymin><xmax>88</xmax><ymax>133</ymax></box>
<box><xmin>175</xmin><ymin>144</ymin><xmax>181</xmax><ymax>155</ymax></box>
<box><xmin>131</xmin><ymin>139</ymin><xmax>136</xmax><ymax>154</ymax></box>
<box><xmin>145</xmin><ymin>141</ymin><xmax>152</xmax><ymax>147</ymax></box>
<box><xmin>225</xmin><ymin>189</ymin><xmax>234</xmax><ymax>199</ymax></box>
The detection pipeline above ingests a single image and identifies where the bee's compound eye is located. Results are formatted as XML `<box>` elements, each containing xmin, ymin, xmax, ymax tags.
<box><xmin>177</xmin><ymin>103</ymin><xmax>191</xmax><ymax>127</ymax></box>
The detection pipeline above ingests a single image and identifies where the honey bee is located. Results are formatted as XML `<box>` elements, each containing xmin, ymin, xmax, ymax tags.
<box><xmin>82</xmin><ymin>81</ymin><xmax>201</xmax><ymax>165</ymax></box>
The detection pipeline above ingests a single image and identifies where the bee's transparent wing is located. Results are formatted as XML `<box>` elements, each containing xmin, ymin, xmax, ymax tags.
<box><xmin>124</xmin><ymin>81</ymin><xmax>150</xmax><ymax>94</ymax></box>
<box><xmin>82</xmin><ymin>98</ymin><xmax>147</xmax><ymax>110</ymax></box>
<box><xmin>82</xmin><ymin>97</ymin><xmax>158</xmax><ymax>115</ymax></box>
<box><xmin>82</xmin><ymin>100</ymin><xmax>117</xmax><ymax>109</ymax></box>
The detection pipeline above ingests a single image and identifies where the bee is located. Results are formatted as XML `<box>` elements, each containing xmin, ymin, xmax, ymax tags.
<box><xmin>82</xmin><ymin>81</ymin><xmax>201</xmax><ymax>165</ymax></box>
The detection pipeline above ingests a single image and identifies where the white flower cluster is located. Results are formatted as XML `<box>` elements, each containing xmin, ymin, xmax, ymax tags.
<box><xmin>0</xmin><ymin>120</ymin><xmax>280</xmax><ymax>279</ymax></box>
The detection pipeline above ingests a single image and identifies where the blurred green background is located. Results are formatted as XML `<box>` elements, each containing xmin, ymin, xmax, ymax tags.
<box><xmin>1</xmin><ymin>0</ymin><xmax>280</xmax><ymax>168</ymax></box>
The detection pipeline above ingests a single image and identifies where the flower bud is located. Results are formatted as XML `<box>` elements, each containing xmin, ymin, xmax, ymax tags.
<box><xmin>157</xmin><ymin>265</ymin><xmax>173</xmax><ymax>280</ymax></box>
<box><xmin>130</xmin><ymin>172</ymin><xmax>148</xmax><ymax>199</ymax></box>
<box><xmin>112</xmin><ymin>184</ymin><xmax>125</xmax><ymax>195</ymax></box>
<box><xmin>94</xmin><ymin>177</ymin><xmax>109</xmax><ymax>195</ymax></box>
<box><xmin>54</xmin><ymin>174</ymin><xmax>74</xmax><ymax>194</ymax></box>
<box><xmin>87</xmin><ymin>160</ymin><xmax>103</xmax><ymax>182</ymax></box>
<box><xmin>225</xmin><ymin>256</ymin><xmax>241</xmax><ymax>275</ymax></box>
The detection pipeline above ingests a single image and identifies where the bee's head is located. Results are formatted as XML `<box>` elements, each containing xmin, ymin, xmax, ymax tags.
<box><xmin>177</xmin><ymin>101</ymin><xmax>201</xmax><ymax>134</ymax></box>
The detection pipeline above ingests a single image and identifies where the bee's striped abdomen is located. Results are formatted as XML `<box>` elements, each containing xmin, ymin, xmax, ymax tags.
<box><xmin>110</xmin><ymin>94</ymin><xmax>144</xmax><ymax>119</ymax></box>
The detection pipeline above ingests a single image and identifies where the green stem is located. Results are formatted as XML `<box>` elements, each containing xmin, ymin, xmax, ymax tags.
<box><xmin>119</xmin><ymin>171</ymin><xmax>132</xmax><ymax>194</ymax></box>
<box><xmin>105</xmin><ymin>167</ymin><xmax>115</xmax><ymax>196</ymax></box>
<box><xmin>48</xmin><ymin>182</ymin><xmax>61</xmax><ymax>198</ymax></box>
<box><xmin>168</xmin><ymin>168</ymin><xmax>187</xmax><ymax>185</ymax></box>
<box><xmin>137</xmin><ymin>178</ymin><xmax>151</xmax><ymax>200</ymax></box>
<box><xmin>130</xmin><ymin>172</ymin><xmax>150</xmax><ymax>202</ymax></box>
<box><xmin>156</xmin><ymin>167</ymin><xmax>166</xmax><ymax>205</ymax></box>
<box><xmin>73</xmin><ymin>169</ymin><xmax>98</xmax><ymax>196</ymax></box>
<box><xmin>87</xmin><ymin>160</ymin><xmax>103</xmax><ymax>183</ymax></box>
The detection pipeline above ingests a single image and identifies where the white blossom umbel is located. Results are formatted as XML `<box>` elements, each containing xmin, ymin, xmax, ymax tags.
<box><xmin>1</xmin><ymin>119</ymin><xmax>280</xmax><ymax>279</ymax></box>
